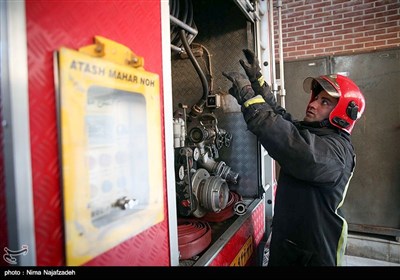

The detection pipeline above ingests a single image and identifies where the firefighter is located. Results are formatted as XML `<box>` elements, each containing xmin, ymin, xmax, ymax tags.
<box><xmin>223</xmin><ymin>49</ymin><xmax>365</xmax><ymax>266</ymax></box>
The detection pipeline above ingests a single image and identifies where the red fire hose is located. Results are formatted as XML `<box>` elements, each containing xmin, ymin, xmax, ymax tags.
<box><xmin>201</xmin><ymin>191</ymin><xmax>241</xmax><ymax>222</ymax></box>
<box><xmin>177</xmin><ymin>219</ymin><xmax>212</xmax><ymax>260</ymax></box>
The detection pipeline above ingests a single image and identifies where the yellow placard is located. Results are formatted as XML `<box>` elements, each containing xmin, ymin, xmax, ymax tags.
<box><xmin>230</xmin><ymin>236</ymin><xmax>254</xmax><ymax>266</ymax></box>
<box><xmin>57</xmin><ymin>40</ymin><xmax>164</xmax><ymax>266</ymax></box>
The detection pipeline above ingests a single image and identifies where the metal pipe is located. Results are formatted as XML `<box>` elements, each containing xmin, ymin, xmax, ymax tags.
<box><xmin>277</xmin><ymin>0</ymin><xmax>286</xmax><ymax>108</ymax></box>
<box><xmin>259</xmin><ymin>0</ymin><xmax>271</xmax><ymax>84</ymax></box>
<box><xmin>268</xmin><ymin>0</ymin><xmax>278</xmax><ymax>95</ymax></box>
<box><xmin>244</xmin><ymin>0</ymin><xmax>255</xmax><ymax>12</ymax></box>
<box><xmin>171</xmin><ymin>44</ymin><xmax>183</xmax><ymax>53</ymax></box>
<box><xmin>170</xmin><ymin>14</ymin><xmax>198</xmax><ymax>36</ymax></box>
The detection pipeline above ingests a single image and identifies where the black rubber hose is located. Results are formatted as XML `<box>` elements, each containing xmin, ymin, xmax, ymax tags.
<box><xmin>179</xmin><ymin>29</ymin><xmax>208</xmax><ymax>102</ymax></box>
<box><xmin>170</xmin><ymin>0</ymin><xmax>180</xmax><ymax>45</ymax></box>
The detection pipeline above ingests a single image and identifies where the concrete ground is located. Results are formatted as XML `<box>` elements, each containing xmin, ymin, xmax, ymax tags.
<box><xmin>261</xmin><ymin>233</ymin><xmax>400</xmax><ymax>266</ymax></box>
<box><xmin>261</xmin><ymin>254</ymin><xmax>400</xmax><ymax>266</ymax></box>
<box><xmin>344</xmin><ymin>255</ymin><xmax>400</xmax><ymax>266</ymax></box>
<box><xmin>345</xmin><ymin>233</ymin><xmax>400</xmax><ymax>265</ymax></box>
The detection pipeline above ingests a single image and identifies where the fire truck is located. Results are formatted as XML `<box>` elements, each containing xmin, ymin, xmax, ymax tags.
<box><xmin>1</xmin><ymin>0</ymin><xmax>282</xmax><ymax>266</ymax></box>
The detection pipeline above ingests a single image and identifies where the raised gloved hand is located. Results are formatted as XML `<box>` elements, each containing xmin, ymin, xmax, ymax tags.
<box><xmin>222</xmin><ymin>72</ymin><xmax>255</xmax><ymax>105</ymax></box>
<box><xmin>239</xmin><ymin>49</ymin><xmax>263</xmax><ymax>83</ymax></box>
<box><xmin>239</xmin><ymin>49</ymin><xmax>279</xmax><ymax>109</ymax></box>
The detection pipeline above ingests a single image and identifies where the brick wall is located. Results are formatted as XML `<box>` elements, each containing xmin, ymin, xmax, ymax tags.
<box><xmin>273</xmin><ymin>0</ymin><xmax>400</xmax><ymax>61</ymax></box>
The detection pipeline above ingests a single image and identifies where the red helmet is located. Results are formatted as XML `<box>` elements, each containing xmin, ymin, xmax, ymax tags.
<box><xmin>303</xmin><ymin>74</ymin><xmax>365</xmax><ymax>134</ymax></box>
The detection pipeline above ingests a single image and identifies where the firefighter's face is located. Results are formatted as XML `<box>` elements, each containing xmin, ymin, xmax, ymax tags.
<box><xmin>303</xmin><ymin>90</ymin><xmax>338</xmax><ymax>123</ymax></box>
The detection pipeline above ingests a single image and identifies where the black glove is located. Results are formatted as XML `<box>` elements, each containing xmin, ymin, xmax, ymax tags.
<box><xmin>240</xmin><ymin>49</ymin><xmax>269</xmax><ymax>94</ymax></box>
<box><xmin>239</xmin><ymin>49</ymin><xmax>263</xmax><ymax>83</ymax></box>
<box><xmin>239</xmin><ymin>49</ymin><xmax>279</xmax><ymax>109</ymax></box>
<box><xmin>222</xmin><ymin>72</ymin><xmax>255</xmax><ymax>105</ymax></box>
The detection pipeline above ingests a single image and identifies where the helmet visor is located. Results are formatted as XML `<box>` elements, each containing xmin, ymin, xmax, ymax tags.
<box><xmin>303</xmin><ymin>76</ymin><xmax>340</xmax><ymax>98</ymax></box>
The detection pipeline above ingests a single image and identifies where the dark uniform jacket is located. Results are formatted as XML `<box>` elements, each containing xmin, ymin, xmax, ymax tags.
<box><xmin>242</xmin><ymin>100</ymin><xmax>356</xmax><ymax>266</ymax></box>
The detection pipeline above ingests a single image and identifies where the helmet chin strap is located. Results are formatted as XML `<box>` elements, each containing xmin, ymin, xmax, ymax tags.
<box><xmin>319</xmin><ymin>119</ymin><xmax>331</xmax><ymax>128</ymax></box>
<box><xmin>301</xmin><ymin>118</ymin><xmax>331</xmax><ymax>128</ymax></box>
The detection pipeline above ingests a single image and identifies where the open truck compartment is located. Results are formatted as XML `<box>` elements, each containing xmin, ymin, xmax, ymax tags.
<box><xmin>170</xmin><ymin>0</ymin><xmax>267</xmax><ymax>265</ymax></box>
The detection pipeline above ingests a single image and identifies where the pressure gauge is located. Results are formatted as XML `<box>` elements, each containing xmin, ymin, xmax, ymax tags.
<box><xmin>178</xmin><ymin>165</ymin><xmax>185</xmax><ymax>180</ymax></box>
